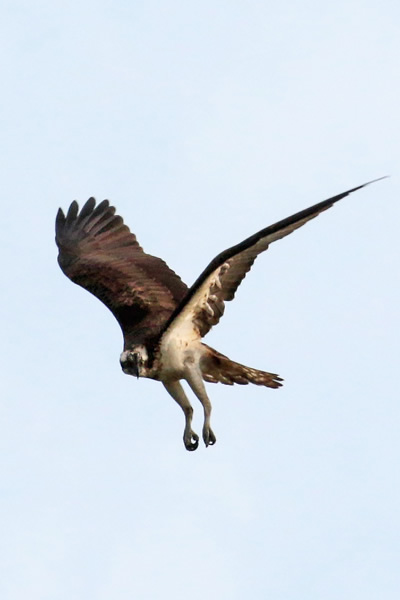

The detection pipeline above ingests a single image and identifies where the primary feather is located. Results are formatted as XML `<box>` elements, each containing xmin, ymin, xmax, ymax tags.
<box><xmin>56</xmin><ymin>197</ymin><xmax>188</xmax><ymax>347</ymax></box>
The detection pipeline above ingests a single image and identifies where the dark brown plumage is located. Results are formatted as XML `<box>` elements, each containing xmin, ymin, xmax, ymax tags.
<box><xmin>56</xmin><ymin>178</ymin><xmax>384</xmax><ymax>450</ymax></box>
<box><xmin>56</xmin><ymin>198</ymin><xmax>188</xmax><ymax>348</ymax></box>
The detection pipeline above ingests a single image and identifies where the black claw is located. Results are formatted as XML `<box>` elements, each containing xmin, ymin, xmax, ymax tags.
<box><xmin>203</xmin><ymin>428</ymin><xmax>217</xmax><ymax>448</ymax></box>
<box><xmin>184</xmin><ymin>431</ymin><xmax>199</xmax><ymax>451</ymax></box>
<box><xmin>186</xmin><ymin>443</ymin><xmax>198</xmax><ymax>451</ymax></box>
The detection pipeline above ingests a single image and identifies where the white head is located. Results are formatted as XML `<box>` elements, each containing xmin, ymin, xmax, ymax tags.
<box><xmin>120</xmin><ymin>345</ymin><xmax>149</xmax><ymax>378</ymax></box>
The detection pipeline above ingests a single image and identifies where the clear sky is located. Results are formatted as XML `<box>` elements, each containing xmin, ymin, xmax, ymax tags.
<box><xmin>1</xmin><ymin>1</ymin><xmax>399</xmax><ymax>599</ymax></box>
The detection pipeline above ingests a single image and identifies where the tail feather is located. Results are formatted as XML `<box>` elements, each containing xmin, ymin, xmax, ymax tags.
<box><xmin>200</xmin><ymin>345</ymin><xmax>283</xmax><ymax>389</ymax></box>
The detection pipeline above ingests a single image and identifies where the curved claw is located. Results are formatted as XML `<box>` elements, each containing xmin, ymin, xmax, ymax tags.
<box><xmin>184</xmin><ymin>430</ymin><xmax>199</xmax><ymax>451</ymax></box>
<box><xmin>203</xmin><ymin>427</ymin><xmax>217</xmax><ymax>448</ymax></box>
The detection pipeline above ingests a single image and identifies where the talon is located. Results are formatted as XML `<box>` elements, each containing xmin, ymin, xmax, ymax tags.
<box><xmin>208</xmin><ymin>432</ymin><xmax>216</xmax><ymax>445</ymax></box>
<box><xmin>203</xmin><ymin>427</ymin><xmax>217</xmax><ymax>448</ymax></box>
<box><xmin>184</xmin><ymin>430</ymin><xmax>199</xmax><ymax>451</ymax></box>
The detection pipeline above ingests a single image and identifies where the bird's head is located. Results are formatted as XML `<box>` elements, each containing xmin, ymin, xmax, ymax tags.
<box><xmin>120</xmin><ymin>345</ymin><xmax>149</xmax><ymax>378</ymax></box>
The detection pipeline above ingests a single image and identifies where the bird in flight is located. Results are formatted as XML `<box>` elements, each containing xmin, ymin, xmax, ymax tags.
<box><xmin>56</xmin><ymin>178</ymin><xmax>383</xmax><ymax>451</ymax></box>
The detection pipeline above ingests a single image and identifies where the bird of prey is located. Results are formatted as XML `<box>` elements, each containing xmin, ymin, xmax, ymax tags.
<box><xmin>56</xmin><ymin>179</ymin><xmax>382</xmax><ymax>451</ymax></box>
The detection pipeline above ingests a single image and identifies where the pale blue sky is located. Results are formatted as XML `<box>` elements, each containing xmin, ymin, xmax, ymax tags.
<box><xmin>1</xmin><ymin>1</ymin><xmax>399</xmax><ymax>599</ymax></box>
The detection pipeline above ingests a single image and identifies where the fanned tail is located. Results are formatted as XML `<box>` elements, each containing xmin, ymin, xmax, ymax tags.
<box><xmin>200</xmin><ymin>345</ymin><xmax>283</xmax><ymax>389</ymax></box>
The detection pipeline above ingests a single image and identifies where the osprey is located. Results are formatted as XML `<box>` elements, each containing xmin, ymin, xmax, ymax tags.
<box><xmin>56</xmin><ymin>179</ymin><xmax>382</xmax><ymax>451</ymax></box>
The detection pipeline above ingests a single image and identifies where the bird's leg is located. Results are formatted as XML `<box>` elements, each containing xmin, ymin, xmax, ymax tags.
<box><xmin>185</xmin><ymin>367</ymin><xmax>216</xmax><ymax>448</ymax></box>
<box><xmin>162</xmin><ymin>380</ymin><xmax>199</xmax><ymax>451</ymax></box>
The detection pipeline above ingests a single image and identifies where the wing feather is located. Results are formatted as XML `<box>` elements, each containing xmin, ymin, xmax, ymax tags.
<box><xmin>160</xmin><ymin>178</ymin><xmax>384</xmax><ymax>342</ymax></box>
<box><xmin>56</xmin><ymin>198</ymin><xmax>188</xmax><ymax>345</ymax></box>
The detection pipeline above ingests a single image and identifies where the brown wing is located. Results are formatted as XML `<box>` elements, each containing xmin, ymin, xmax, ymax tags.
<box><xmin>55</xmin><ymin>198</ymin><xmax>188</xmax><ymax>346</ymax></box>
<box><xmin>160</xmin><ymin>178</ymin><xmax>384</xmax><ymax>342</ymax></box>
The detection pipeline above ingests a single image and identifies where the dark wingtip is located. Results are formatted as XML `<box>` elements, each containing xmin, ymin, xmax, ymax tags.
<box><xmin>65</xmin><ymin>200</ymin><xmax>79</xmax><ymax>227</ymax></box>
<box><xmin>77</xmin><ymin>197</ymin><xmax>97</xmax><ymax>222</ymax></box>
<box><xmin>55</xmin><ymin>207</ymin><xmax>66</xmax><ymax>239</ymax></box>
<box><xmin>56</xmin><ymin>207</ymin><xmax>65</xmax><ymax>223</ymax></box>
<box><xmin>359</xmin><ymin>175</ymin><xmax>389</xmax><ymax>188</ymax></box>
<box><xmin>93</xmin><ymin>199</ymin><xmax>111</xmax><ymax>216</ymax></box>
<box><xmin>332</xmin><ymin>176</ymin><xmax>389</xmax><ymax>202</ymax></box>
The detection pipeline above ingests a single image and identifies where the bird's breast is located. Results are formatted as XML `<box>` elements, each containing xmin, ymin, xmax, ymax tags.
<box><xmin>155</xmin><ymin>334</ymin><xmax>203</xmax><ymax>381</ymax></box>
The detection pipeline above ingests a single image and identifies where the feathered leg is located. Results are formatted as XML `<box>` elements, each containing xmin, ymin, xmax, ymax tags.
<box><xmin>185</xmin><ymin>367</ymin><xmax>217</xmax><ymax>448</ymax></box>
<box><xmin>163</xmin><ymin>380</ymin><xmax>199</xmax><ymax>451</ymax></box>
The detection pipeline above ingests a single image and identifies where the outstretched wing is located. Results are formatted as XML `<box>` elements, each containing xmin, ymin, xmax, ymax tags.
<box><xmin>56</xmin><ymin>198</ymin><xmax>188</xmax><ymax>343</ymax></box>
<box><xmin>160</xmin><ymin>178</ymin><xmax>384</xmax><ymax>344</ymax></box>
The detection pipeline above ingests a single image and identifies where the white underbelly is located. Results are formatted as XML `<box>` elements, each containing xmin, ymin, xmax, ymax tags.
<box><xmin>158</xmin><ymin>335</ymin><xmax>204</xmax><ymax>380</ymax></box>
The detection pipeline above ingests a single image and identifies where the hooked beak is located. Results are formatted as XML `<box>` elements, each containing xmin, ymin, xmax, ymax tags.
<box><xmin>120</xmin><ymin>351</ymin><xmax>140</xmax><ymax>378</ymax></box>
<box><xmin>131</xmin><ymin>353</ymin><xmax>140</xmax><ymax>379</ymax></box>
